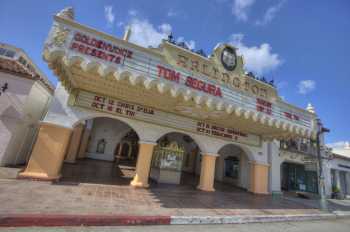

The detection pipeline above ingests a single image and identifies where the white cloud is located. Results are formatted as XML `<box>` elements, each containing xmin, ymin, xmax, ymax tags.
<box><xmin>298</xmin><ymin>80</ymin><xmax>316</xmax><ymax>94</ymax></box>
<box><xmin>128</xmin><ymin>9</ymin><xmax>138</xmax><ymax>16</ymax></box>
<box><xmin>127</xmin><ymin>17</ymin><xmax>195</xmax><ymax>50</ymax></box>
<box><xmin>128</xmin><ymin>19</ymin><xmax>172</xmax><ymax>48</ymax></box>
<box><xmin>176</xmin><ymin>37</ymin><xmax>196</xmax><ymax>50</ymax></box>
<box><xmin>232</xmin><ymin>0</ymin><xmax>255</xmax><ymax>22</ymax></box>
<box><xmin>167</xmin><ymin>9</ymin><xmax>177</xmax><ymax>17</ymax></box>
<box><xmin>276</xmin><ymin>81</ymin><xmax>288</xmax><ymax>90</ymax></box>
<box><xmin>229</xmin><ymin>33</ymin><xmax>282</xmax><ymax>75</ymax></box>
<box><xmin>327</xmin><ymin>141</ymin><xmax>350</xmax><ymax>149</ymax></box>
<box><xmin>256</xmin><ymin>0</ymin><xmax>286</xmax><ymax>26</ymax></box>
<box><xmin>104</xmin><ymin>6</ymin><xmax>115</xmax><ymax>27</ymax></box>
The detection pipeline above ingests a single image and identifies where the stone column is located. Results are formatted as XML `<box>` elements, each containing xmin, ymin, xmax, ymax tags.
<box><xmin>346</xmin><ymin>172</ymin><xmax>350</xmax><ymax>195</ymax></box>
<box><xmin>19</xmin><ymin>122</ymin><xmax>72</xmax><ymax>180</ymax></box>
<box><xmin>130</xmin><ymin>141</ymin><xmax>157</xmax><ymax>188</ymax></box>
<box><xmin>250</xmin><ymin>162</ymin><xmax>269</xmax><ymax>194</ymax></box>
<box><xmin>64</xmin><ymin>124</ymin><xmax>84</xmax><ymax>163</ymax></box>
<box><xmin>335</xmin><ymin>170</ymin><xmax>341</xmax><ymax>190</ymax></box>
<box><xmin>197</xmin><ymin>153</ymin><xmax>218</xmax><ymax>192</ymax></box>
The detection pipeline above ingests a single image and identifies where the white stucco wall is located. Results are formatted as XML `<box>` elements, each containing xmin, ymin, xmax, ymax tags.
<box><xmin>0</xmin><ymin>73</ymin><xmax>51</xmax><ymax>166</ymax></box>
<box><xmin>86</xmin><ymin>117</ymin><xmax>132</xmax><ymax>161</ymax></box>
<box><xmin>0</xmin><ymin>73</ymin><xmax>33</xmax><ymax>165</ymax></box>
<box><xmin>15</xmin><ymin>81</ymin><xmax>51</xmax><ymax>164</ymax></box>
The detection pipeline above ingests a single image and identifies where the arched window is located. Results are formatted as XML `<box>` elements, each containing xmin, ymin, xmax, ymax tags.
<box><xmin>224</xmin><ymin>156</ymin><xmax>240</xmax><ymax>179</ymax></box>
<box><xmin>96</xmin><ymin>139</ymin><xmax>106</xmax><ymax>154</ymax></box>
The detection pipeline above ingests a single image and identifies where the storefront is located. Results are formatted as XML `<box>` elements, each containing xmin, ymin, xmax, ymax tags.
<box><xmin>19</xmin><ymin>7</ymin><xmax>318</xmax><ymax>194</ymax></box>
<box><xmin>327</xmin><ymin>145</ymin><xmax>350</xmax><ymax>198</ymax></box>
<box><xmin>281</xmin><ymin>162</ymin><xmax>318</xmax><ymax>194</ymax></box>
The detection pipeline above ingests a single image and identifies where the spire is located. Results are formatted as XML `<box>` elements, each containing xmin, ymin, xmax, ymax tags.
<box><xmin>56</xmin><ymin>7</ymin><xmax>75</xmax><ymax>20</ymax></box>
<box><xmin>306</xmin><ymin>103</ymin><xmax>315</xmax><ymax>114</ymax></box>
<box><xmin>123</xmin><ymin>26</ymin><xmax>132</xmax><ymax>41</ymax></box>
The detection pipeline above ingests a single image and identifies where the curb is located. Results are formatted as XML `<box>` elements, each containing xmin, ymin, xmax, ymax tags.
<box><xmin>0</xmin><ymin>215</ymin><xmax>171</xmax><ymax>227</ymax></box>
<box><xmin>0</xmin><ymin>212</ymin><xmax>348</xmax><ymax>227</ymax></box>
<box><xmin>170</xmin><ymin>213</ymin><xmax>336</xmax><ymax>225</ymax></box>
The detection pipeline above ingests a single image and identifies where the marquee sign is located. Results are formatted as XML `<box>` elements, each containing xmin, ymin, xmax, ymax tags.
<box><xmin>45</xmin><ymin>14</ymin><xmax>316</xmax><ymax>135</ymax></box>
<box><xmin>72</xmin><ymin>90</ymin><xmax>261</xmax><ymax>146</ymax></box>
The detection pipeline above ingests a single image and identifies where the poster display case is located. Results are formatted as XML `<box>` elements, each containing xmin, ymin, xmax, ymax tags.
<box><xmin>150</xmin><ymin>141</ymin><xmax>184</xmax><ymax>184</ymax></box>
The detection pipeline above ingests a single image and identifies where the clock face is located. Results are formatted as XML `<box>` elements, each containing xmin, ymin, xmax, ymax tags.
<box><xmin>221</xmin><ymin>47</ymin><xmax>237</xmax><ymax>71</ymax></box>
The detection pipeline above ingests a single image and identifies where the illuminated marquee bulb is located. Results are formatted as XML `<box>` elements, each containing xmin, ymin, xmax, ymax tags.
<box><xmin>116</xmin><ymin>71</ymin><xmax>131</xmax><ymax>81</ymax></box>
<box><xmin>194</xmin><ymin>95</ymin><xmax>205</xmax><ymax>105</ymax></box>
<box><xmin>215</xmin><ymin>101</ymin><xmax>225</xmax><ymax>111</ymax></box>
<box><xmin>143</xmin><ymin>78</ymin><xmax>157</xmax><ymax>90</ymax></box>
<box><xmin>98</xmin><ymin>65</ymin><xmax>115</xmax><ymax>77</ymax></box>
<box><xmin>225</xmin><ymin>104</ymin><xmax>234</xmax><ymax>114</ymax></box>
<box><xmin>235</xmin><ymin>107</ymin><xmax>243</xmax><ymax>117</ymax></box>
<box><xmin>170</xmin><ymin>86</ymin><xmax>182</xmax><ymax>98</ymax></box>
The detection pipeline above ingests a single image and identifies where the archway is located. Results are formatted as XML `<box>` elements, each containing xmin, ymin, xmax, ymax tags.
<box><xmin>215</xmin><ymin>144</ymin><xmax>252</xmax><ymax>190</ymax></box>
<box><xmin>149</xmin><ymin>132</ymin><xmax>201</xmax><ymax>186</ymax></box>
<box><xmin>60</xmin><ymin>117</ymin><xmax>140</xmax><ymax>185</ymax></box>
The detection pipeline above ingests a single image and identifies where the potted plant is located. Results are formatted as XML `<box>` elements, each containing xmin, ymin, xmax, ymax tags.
<box><xmin>332</xmin><ymin>186</ymin><xmax>343</xmax><ymax>199</ymax></box>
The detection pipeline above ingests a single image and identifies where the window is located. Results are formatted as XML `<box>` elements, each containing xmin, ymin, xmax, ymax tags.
<box><xmin>5</xmin><ymin>49</ymin><xmax>15</xmax><ymax>58</ymax></box>
<box><xmin>0</xmin><ymin>48</ymin><xmax>6</xmax><ymax>56</ymax></box>
<box><xmin>224</xmin><ymin>156</ymin><xmax>240</xmax><ymax>179</ymax></box>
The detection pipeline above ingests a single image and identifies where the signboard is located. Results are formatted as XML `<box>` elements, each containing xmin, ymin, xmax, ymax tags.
<box><xmin>73</xmin><ymin>90</ymin><xmax>261</xmax><ymax>146</ymax></box>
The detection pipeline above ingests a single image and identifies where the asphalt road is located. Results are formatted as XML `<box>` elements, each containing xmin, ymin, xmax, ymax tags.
<box><xmin>1</xmin><ymin>219</ymin><xmax>350</xmax><ymax>232</ymax></box>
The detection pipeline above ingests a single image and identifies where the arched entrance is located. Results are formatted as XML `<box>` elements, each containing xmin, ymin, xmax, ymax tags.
<box><xmin>60</xmin><ymin>117</ymin><xmax>139</xmax><ymax>185</ymax></box>
<box><xmin>215</xmin><ymin>144</ymin><xmax>252</xmax><ymax>190</ymax></box>
<box><xmin>149</xmin><ymin>132</ymin><xmax>201</xmax><ymax>186</ymax></box>
<box><xmin>114</xmin><ymin>130</ymin><xmax>139</xmax><ymax>166</ymax></box>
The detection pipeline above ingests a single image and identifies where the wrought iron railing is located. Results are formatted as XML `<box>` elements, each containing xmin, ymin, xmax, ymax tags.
<box><xmin>280</xmin><ymin>139</ymin><xmax>317</xmax><ymax>156</ymax></box>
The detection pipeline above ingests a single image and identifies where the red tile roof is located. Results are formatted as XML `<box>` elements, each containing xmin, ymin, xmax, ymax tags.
<box><xmin>0</xmin><ymin>57</ymin><xmax>54</xmax><ymax>93</ymax></box>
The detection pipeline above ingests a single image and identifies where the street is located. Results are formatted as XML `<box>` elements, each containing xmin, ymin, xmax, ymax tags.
<box><xmin>1</xmin><ymin>219</ymin><xmax>350</xmax><ymax>232</ymax></box>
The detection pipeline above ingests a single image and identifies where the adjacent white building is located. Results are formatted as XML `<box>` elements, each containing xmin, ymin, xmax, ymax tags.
<box><xmin>0</xmin><ymin>43</ymin><xmax>54</xmax><ymax>166</ymax></box>
<box><xmin>326</xmin><ymin>143</ymin><xmax>350</xmax><ymax>198</ymax></box>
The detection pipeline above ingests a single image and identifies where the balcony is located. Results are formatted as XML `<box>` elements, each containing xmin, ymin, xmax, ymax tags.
<box><xmin>280</xmin><ymin>139</ymin><xmax>317</xmax><ymax>156</ymax></box>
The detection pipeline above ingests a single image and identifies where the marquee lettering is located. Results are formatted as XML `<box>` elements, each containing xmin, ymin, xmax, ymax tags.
<box><xmin>157</xmin><ymin>65</ymin><xmax>180</xmax><ymax>83</ymax></box>
<box><xmin>256</xmin><ymin>98</ymin><xmax>272</xmax><ymax>115</ymax></box>
<box><xmin>185</xmin><ymin>76</ymin><xmax>222</xmax><ymax>97</ymax></box>
<box><xmin>156</xmin><ymin>65</ymin><xmax>222</xmax><ymax>97</ymax></box>
<box><xmin>70</xmin><ymin>32</ymin><xmax>133</xmax><ymax>65</ymax></box>
<box><xmin>176</xmin><ymin>54</ymin><xmax>268</xmax><ymax>98</ymax></box>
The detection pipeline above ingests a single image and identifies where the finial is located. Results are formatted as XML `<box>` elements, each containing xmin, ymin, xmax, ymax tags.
<box><xmin>167</xmin><ymin>33</ymin><xmax>174</xmax><ymax>43</ymax></box>
<box><xmin>56</xmin><ymin>7</ymin><xmax>75</xmax><ymax>20</ymax></box>
<box><xmin>123</xmin><ymin>26</ymin><xmax>132</xmax><ymax>41</ymax></box>
<box><xmin>345</xmin><ymin>142</ymin><xmax>350</xmax><ymax>149</ymax></box>
<box><xmin>306</xmin><ymin>103</ymin><xmax>315</xmax><ymax>114</ymax></box>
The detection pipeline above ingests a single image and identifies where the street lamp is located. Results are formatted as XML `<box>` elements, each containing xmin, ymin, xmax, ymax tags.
<box><xmin>316</xmin><ymin>119</ymin><xmax>330</xmax><ymax>211</ymax></box>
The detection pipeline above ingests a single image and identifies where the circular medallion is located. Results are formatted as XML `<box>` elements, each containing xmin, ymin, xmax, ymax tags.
<box><xmin>221</xmin><ymin>46</ymin><xmax>237</xmax><ymax>71</ymax></box>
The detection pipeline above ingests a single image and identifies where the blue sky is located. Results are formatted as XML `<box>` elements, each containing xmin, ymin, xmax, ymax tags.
<box><xmin>0</xmin><ymin>0</ymin><xmax>349</xmax><ymax>146</ymax></box>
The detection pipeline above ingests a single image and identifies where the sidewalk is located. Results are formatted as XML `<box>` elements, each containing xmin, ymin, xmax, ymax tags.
<box><xmin>1</xmin><ymin>177</ymin><xmax>349</xmax><ymax>226</ymax></box>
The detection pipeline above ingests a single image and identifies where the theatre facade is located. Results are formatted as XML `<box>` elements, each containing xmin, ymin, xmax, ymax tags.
<box><xmin>20</xmin><ymin>8</ymin><xmax>319</xmax><ymax>194</ymax></box>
